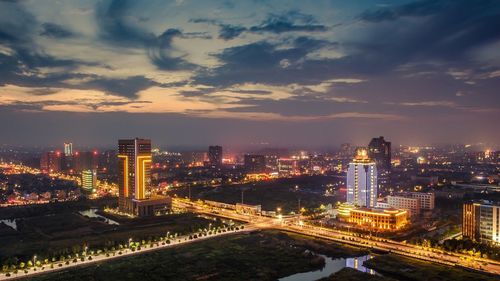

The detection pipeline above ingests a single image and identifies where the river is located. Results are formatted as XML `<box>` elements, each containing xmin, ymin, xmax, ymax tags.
<box><xmin>79</xmin><ymin>208</ymin><xmax>120</xmax><ymax>225</ymax></box>
<box><xmin>279</xmin><ymin>254</ymin><xmax>380</xmax><ymax>281</ymax></box>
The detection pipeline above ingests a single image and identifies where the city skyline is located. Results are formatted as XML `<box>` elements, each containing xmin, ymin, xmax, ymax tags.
<box><xmin>0</xmin><ymin>0</ymin><xmax>499</xmax><ymax>146</ymax></box>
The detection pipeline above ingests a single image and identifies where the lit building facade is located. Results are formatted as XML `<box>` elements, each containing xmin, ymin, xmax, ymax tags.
<box><xmin>118</xmin><ymin>138</ymin><xmax>171</xmax><ymax>216</ymax></box>
<box><xmin>463</xmin><ymin>201</ymin><xmax>500</xmax><ymax>244</ymax></box>
<box><xmin>81</xmin><ymin>169</ymin><xmax>97</xmax><ymax>190</ymax></box>
<box><xmin>278</xmin><ymin>158</ymin><xmax>298</xmax><ymax>176</ymax></box>
<box><xmin>349</xmin><ymin>207</ymin><xmax>408</xmax><ymax>231</ymax></box>
<box><xmin>368</xmin><ymin>136</ymin><xmax>391</xmax><ymax>191</ymax></box>
<box><xmin>408</xmin><ymin>192</ymin><xmax>435</xmax><ymax>210</ymax></box>
<box><xmin>64</xmin><ymin>142</ymin><xmax>73</xmax><ymax>156</ymax></box>
<box><xmin>347</xmin><ymin>148</ymin><xmax>378</xmax><ymax>208</ymax></box>
<box><xmin>387</xmin><ymin>195</ymin><xmax>420</xmax><ymax>217</ymax></box>
<box><xmin>208</xmin><ymin>146</ymin><xmax>223</xmax><ymax>168</ymax></box>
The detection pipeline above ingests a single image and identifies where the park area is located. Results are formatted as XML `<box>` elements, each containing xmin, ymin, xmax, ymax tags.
<box><xmin>0</xmin><ymin>199</ymin><xmax>227</xmax><ymax>268</ymax></box>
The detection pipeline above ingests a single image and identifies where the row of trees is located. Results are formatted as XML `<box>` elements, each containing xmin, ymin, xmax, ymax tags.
<box><xmin>1</xmin><ymin>224</ymin><xmax>245</xmax><ymax>275</ymax></box>
<box><xmin>409</xmin><ymin>237</ymin><xmax>500</xmax><ymax>261</ymax></box>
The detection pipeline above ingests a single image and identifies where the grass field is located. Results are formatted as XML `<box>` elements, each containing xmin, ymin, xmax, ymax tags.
<box><xmin>26</xmin><ymin>230</ymin><xmax>348</xmax><ymax>281</ymax></box>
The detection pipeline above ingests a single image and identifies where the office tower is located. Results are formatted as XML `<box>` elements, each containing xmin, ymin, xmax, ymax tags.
<box><xmin>40</xmin><ymin>151</ymin><xmax>62</xmax><ymax>173</ymax></box>
<box><xmin>244</xmin><ymin>154</ymin><xmax>266</xmax><ymax>173</ymax></box>
<box><xmin>368</xmin><ymin>136</ymin><xmax>391</xmax><ymax>191</ymax></box>
<box><xmin>74</xmin><ymin>151</ymin><xmax>99</xmax><ymax>172</ymax></box>
<box><xmin>463</xmin><ymin>201</ymin><xmax>500</xmax><ymax>244</ymax></box>
<box><xmin>278</xmin><ymin>158</ymin><xmax>298</xmax><ymax>176</ymax></box>
<box><xmin>118</xmin><ymin>138</ymin><xmax>170</xmax><ymax>216</ymax></box>
<box><xmin>118</xmin><ymin>138</ymin><xmax>151</xmax><ymax>208</ymax></box>
<box><xmin>64</xmin><ymin>142</ymin><xmax>73</xmax><ymax>156</ymax></box>
<box><xmin>346</xmin><ymin>148</ymin><xmax>378</xmax><ymax>208</ymax></box>
<box><xmin>208</xmin><ymin>146</ymin><xmax>223</xmax><ymax>168</ymax></box>
<box><xmin>81</xmin><ymin>169</ymin><xmax>97</xmax><ymax>190</ymax></box>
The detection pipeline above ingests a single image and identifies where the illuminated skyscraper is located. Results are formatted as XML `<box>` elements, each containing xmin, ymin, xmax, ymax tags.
<box><xmin>64</xmin><ymin>142</ymin><xmax>73</xmax><ymax>156</ymax></box>
<box><xmin>208</xmin><ymin>145</ymin><xmax>223</xmax><ymax>168</ymax></box>
<box><xmin>118</xmin><ymin>138</ymin><xmax>170</xmax><ymax>216</ymax></box>
<box><xmin>368</xmin><ymin>136</ymin><xmax>391</xmax><ymax>191</ymax></box>
<box><xmin>346</xmin><ymin>148</ymin><xmax>378</xmax><ymax>208</ymax></box>
<box><xmin>118</xmin><ymin>138</ymin><xmax>152</xmax><ymax>213</ymax></box>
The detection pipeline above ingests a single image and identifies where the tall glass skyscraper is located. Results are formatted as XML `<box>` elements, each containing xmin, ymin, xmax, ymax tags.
<box><xmin>347</xmin><ymin>148</ymin><xmax>378</xmax><ymax>208</ymax></box>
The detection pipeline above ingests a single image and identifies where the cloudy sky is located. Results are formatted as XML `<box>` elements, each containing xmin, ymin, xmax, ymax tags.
<box><xmin>0</xmin><ymin>0</ymin><xmax>499</xmax><ymax>147</ymax></box>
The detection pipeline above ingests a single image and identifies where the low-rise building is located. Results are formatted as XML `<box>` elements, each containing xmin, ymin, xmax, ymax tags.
<box><xmin>348</xmin><ymin>207</ymin><xmax>408</xmax><ymax>231</ymax></box>
<box><xmin>408</xmin><ymin>192</ymin><xmax>435</xmax><ymax>210</ymax></box>
<box><xmin>235</xmin><ymin>203</ymin><xmax>261</xmax><ymax>215</ymax></box>
<box><xmin>387</xmin><ymin>195</ymin><xmax>421</xmax><ymax>217</ymax></box>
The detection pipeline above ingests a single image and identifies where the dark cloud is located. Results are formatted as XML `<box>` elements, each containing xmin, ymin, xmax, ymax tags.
<box><xmin>196</xmin><ymin>0</ymin><xmax>500</xmax><ymax>89</ymax></box>
<box><xmin>96</xmin><ymin>0</ymin><xmax>198</xmax><ymax>70</ymax></box>
<box><xmin>219</xmin><ymin>24</ymin><xmax>246</xmax><ymax>40</ymax></box>
<box><xmin>249</xmin><ymin>11</ymin><xmax>327</xmax><ymax>34</ymax></box>
<box><xmin>40</xmin><ymin>23</ymin><xmax>75</xmax><ymax>38</ymax></box>
<box><xmin>146</xmin><ymin>28</ymin><xmax>198</xmax><ymax>70</ymax></box>
<box><xmin>360</xmin><ymin>0</ymin><xmax>446</xmax><ymax>22</ymax></box>
<box><xmin>192</xmin><ymin>11</ymin><xmax>327</xmax><ymax>40</ymax></box>
<box><xmin>0</xmin><ymin>0</ymin><xmax>36</xmax><ymax>43</ymax></box>
<box><xmin>357</xmin><ymin>0</ymin><xmax>500</xmax><ymax>60</ymax></box>
<box><xmin>195</xmin><ymin>37</ymin><xmax>333</xmax><ymax>86</ymax></box>
<box><xmin>81</xmin><ymin>76</ymin><xmax>159</xmax><ymax>98</ymax></box>
<box><xmin>95</xmin><ymin>0</ymin><xmax>152</xmax><ymax>47</ymax></box>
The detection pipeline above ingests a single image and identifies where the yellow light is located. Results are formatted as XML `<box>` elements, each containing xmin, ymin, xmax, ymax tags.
<box><xmin>118</xmin><ymin>155</ymin><xmax>129</xmax><ymax>197</ymax></box>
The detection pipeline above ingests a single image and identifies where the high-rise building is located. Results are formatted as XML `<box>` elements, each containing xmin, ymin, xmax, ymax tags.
<box><xmin>347</xmin><ymin>148</ymin><xmax>378</xmax><ymax>208</ymax></box>
<box><xmin>368</xmin><ymin>136</ymin><xmax>391</xmax><ymax>191</ymax></box>
<box><xmin>64</xmin><ymin>142</ymin><xmax>73</xmax><ymax>156</ymax></box>
<box><xmin>208</xmin><ymin>146</ymin><xmax>223</xmax><ymax>168</ymax></box>
<box><xmin>244</xmin><ymin>154</ymin><xmax>266</xmax><ymax>173</ymax></box>
<box><xmin>118</xmin><ymin>138</ymin><xmax>170</xmax><ymax>216</ymax></box>
<box><xmin>463</xmin><ymin>201</ymin><xmax>500</xmax><ymax>244</ymax></box>
<box><xmin>81</xmin><ymin>169</ymin><xmax>97</xmax><ymax>191</ymax></box>
<box><xmin>278</xmin><ymin>158</ymin><xmax>298</xmax><ymax>176</ymax></box>
<box><xmin>74</xmin><ymin>151</ymin><xmax>99</xmax><ymax>172</ymax></box>
<box><xmin>40</xmin><ymin>151</ymin><xmax>62</xmax><ymax>173</ymax></box>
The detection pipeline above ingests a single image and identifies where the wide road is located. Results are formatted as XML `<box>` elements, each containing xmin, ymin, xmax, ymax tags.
<box><xmin>174</xmin><ymin>198</ymin><xmax>500</xmax><ymax>276</ymax></box>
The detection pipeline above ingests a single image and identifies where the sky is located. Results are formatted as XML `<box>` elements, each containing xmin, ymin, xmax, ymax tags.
<box><xmin>0</xmin><ymin>0</ymin><xmax>499</xmax><ymax>148</ymax></box>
